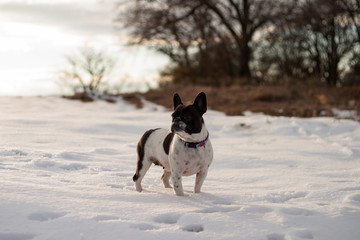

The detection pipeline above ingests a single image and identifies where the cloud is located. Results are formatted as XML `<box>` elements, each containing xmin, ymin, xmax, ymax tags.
<box><xmin>0</xmin><ymin>1</ymin><xmax>117</xmax><ymax>37</ymax></box>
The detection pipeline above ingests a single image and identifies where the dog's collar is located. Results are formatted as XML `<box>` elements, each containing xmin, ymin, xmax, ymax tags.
<box><xmin>179</xmin><ymin>132</ymin><xmax>209</xmax><ymax>148</ymax></box>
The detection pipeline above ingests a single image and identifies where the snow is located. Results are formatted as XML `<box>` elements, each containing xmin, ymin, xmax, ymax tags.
<box><xmin>0</xmin><ymin>96</ymin><xmax>360</xmax><ymax>240</ymax></box>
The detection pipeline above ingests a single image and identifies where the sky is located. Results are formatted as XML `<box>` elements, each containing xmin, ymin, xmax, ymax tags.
<box><xmin>0</xmin><ymin>0</ymin><xmax>169</xmax><ymax>96</ymax></box>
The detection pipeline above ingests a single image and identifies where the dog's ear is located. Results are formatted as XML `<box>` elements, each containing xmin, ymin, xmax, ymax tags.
<box><xmin>193</xmin><ymin>92</ymin><xmax>207</xmax><ymax>115</ymax></box>
<box><xmin>173</xmin><ymin>93</ymin><xmax>183</xmax><ymax>110</ymax></box>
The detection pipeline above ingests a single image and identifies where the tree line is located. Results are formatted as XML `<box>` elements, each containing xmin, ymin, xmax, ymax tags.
<box><xmin>117</xmin><ymin>0</ymin><xmax>360</xmax><ymax>86</ymax></box>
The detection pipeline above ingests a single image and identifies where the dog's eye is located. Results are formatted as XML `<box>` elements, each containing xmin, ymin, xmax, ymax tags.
<box><xmin>182</xmin><ymin>115</ymin><xmax>192</xmax><ymax>123</ymax></box>
<box><xmin>172</xmin><ymin>112</ymin><xmax>179</xmax><ymax>118</ymax></box>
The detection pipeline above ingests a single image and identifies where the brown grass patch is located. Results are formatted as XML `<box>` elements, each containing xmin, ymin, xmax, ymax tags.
<box><xmin>136</xmin><ymin>84</ymin><xmax>360</xmax><ymax>119</ymax></box>
<box><xmin>63</xmin><ymin>84</ymin><xmax>360</xmax><ymax>120</ymax></box>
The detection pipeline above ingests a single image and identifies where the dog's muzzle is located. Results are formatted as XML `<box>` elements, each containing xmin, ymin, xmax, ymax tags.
<box><xmin>171</xmin><ymin>117</ymin><xmax>184</xmax><ymax>133</ymax></box>
<box><xmin>171</xmin><ymin>122</ymin><xmax>182</xmax><ymax>133</ymax></box>
<box><xmin>171</xmin><ymin>118</ymin><xmax>193</xmax><ymax>135</ymax></box>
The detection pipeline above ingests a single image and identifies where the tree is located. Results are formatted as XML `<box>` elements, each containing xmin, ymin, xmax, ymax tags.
<box><xmin>253</xmin><ymin>30</ymin><xmax>317</xmax><ymax>82</ymax></box>
<box><xmin>255</xmin><ymin>0</ymin><xmax>359</xmax><ymax>85</ymax></box>
<box><xmin>339</xmin><ymin>0</ymin><xmax>360</xmax><ymax>41</ymax></box>
<box><xmin>197</xmin><ymin>0</ymin><xmax>291</xmax><ymax>78</ymax></box>
<box><xmin>303</xmin><ymin>0</ymin><xmax>358</xmax><ymax>85</ymax></box>
<box><xmin>119</xmin><ymin>0</ymin><xmax>198</xmax><ymax>67</ymax></box>
<box><xmin>118</xmin><ymin>0</ymin><xmax>291</xmax><ymax>83</ymax></box>
<box><xmin>59</xmin><ymin>46</ymin><xmax>115</xmax><ymax>94</ymax></box>
<box><xmin>117</xmin><ymin>0</ymin><xmax>358</xmax><ymax>86</ymax></box>
<box><xmin>119</xmin><ymin>0</ymin><xmax>237</xmax><ymax>84</ymax></box>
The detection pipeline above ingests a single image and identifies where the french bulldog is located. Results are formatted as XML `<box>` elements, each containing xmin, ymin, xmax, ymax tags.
<box><xmin>133</xmin><ymin>92</ymin><xmax>213</xmax><ymax>196</ymax></box>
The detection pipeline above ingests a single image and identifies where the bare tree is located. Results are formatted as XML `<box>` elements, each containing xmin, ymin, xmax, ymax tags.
<box><xmin>197</xmin><ymin>0</ymin><xmax>292</xmax><ymax>78</ymax></box>
<box><xmin>339</xmin><ymin>0</ymin><xmax>360</xmax><ymax>40</ymax></box>
<box><xmin>300</xmin><ymin>0</ymin><xmax>359</xmax><ymax>85</ymax></box>
<box><xmin>119</xmin><ymin>0</ymin><xmax>238</xmax><ymax>84</ymax></box>
<box><xmin>118</xmin><ymin>1</ymin><xmax>199</xmax><ymax>67</ymax></box>
<box><xmin>254</xmin><ymin>0</ymin><xmax>359</xmax><ymax>85</ymax></box>
<box><xmin>117</xmin><ymin>0</ymin><xmax>358</xmax><ymax>86</ymax></box>
<box><xmin>60</xmin><ymin>46</ymin><xmax>115</xmax><ymax>94</ymax></box>
<box><xmin>117</xmin><ymin>0</ymin><xmax>291</xmax><ymax>83</ymax></box>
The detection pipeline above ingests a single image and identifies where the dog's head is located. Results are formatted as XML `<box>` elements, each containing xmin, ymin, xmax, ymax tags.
<box><xmin>171</xmin><ymin>92</ymin><xmax>207</xmax><ymax>138</ymax></box>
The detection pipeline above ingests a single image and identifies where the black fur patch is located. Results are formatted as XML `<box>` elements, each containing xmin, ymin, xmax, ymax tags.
<box><xmin>151</xmin><ymin>157</ymin><xmax>164</xmax><ymax>168</ymax></box>
<box><xmin>172</xmin><ymin>105</ymin><xmax>203</xmax><ymax>134</ymax></box>
<box><xmin>133</xmin><ymin>128</ymin><xmax>159</xmax><ymax>182</ymax></box>
<box><xmin>163</xmin><ymin>132</ymin><xmax>174</xmax><ymax>155</ymax></box>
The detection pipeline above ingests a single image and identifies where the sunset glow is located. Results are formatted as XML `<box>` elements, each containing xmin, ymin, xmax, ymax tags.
<box><xmin>0</xmin><ymin>0</ymin><xmax>169</xmax><ymax>95</ymax></box>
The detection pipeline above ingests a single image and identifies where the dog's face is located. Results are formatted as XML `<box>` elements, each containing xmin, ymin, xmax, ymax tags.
<box><xmin>171</xmin><ymin>92</ymin><xmax>207</xmax><ymax>138</ymax></box>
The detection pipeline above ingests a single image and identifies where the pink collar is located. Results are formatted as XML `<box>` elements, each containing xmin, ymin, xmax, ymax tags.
<box><xmin>179</xmin><ymin>132</ymin><xmax>209</xmax><ymax>148</ymax></box>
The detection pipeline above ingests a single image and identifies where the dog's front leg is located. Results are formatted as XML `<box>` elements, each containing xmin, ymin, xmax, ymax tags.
<box><xmin>161</xmin><ymin>170</ymin><xmax>172</xmax><ymax>188</ymax></box>
<box><xmin>171</xmin><ymin>171</ymin><xmax>185</xmax><ymax>196</ymax></box>
<box><xmin>194</xmin><ymin>170</ymin><xmax>208</xmax><ymax>193</ymax></box>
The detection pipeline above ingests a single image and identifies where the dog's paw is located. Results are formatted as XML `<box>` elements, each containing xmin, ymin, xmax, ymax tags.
<box><xmin>135</xmin><ymin>184</ymin><xmax>143</xmax><ymax>192</ymax></box>
<box><xmin>175</xmin><ymin>191</ymin><xmax>188</xmax><ymax>197</ymax></box>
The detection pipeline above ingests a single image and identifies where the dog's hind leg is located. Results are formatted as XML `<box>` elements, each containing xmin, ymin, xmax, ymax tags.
<box><xmin>133</xmin><ymin>156</ymin><xmax>152</xmax><ymax>192</ymax></box>
<box><xmin>133</xmin><ymin>129</ymin><xmax>158</xmax><ymax>192</ymax></box>
<box><xmin>161</xmin><ymin>170</ymin><xmax>172</xmax><ymax>188</ymax></box>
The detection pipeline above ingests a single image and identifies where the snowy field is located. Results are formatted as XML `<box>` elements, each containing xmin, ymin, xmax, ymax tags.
<box><xmin>0</xmin><ymin>96</ymin><xmax>360</xmax><ymax>240</ymax></box>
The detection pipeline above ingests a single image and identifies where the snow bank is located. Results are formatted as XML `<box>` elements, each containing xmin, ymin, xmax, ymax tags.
<box><xmin>0</xmin><ymin>96</ymin><xmax>359</xmax><ymax>240</ymax></box>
